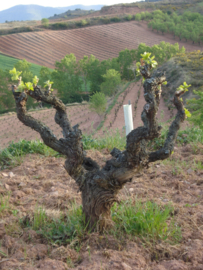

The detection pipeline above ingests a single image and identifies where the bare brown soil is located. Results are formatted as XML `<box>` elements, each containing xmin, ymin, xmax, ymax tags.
<box><xmin>0</xmin><ymin>21</ymin><xmax>202</xmax><ymax>69</ymax></box>
<box><xmin>0</xmin><ymin>143</ymin><xmax>203</xmax><ymax>269</ymax></box>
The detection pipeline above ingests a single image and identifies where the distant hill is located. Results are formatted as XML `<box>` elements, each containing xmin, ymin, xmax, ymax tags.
<box><xmin>0</xmin><ymin>4</ymin><xmax>103</xmax><ymax>23</ymax></box>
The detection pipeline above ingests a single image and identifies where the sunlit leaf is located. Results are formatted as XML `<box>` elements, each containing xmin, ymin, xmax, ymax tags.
<box><xmin>25</xmin><ymin>82</ymin><xmax>34</xmax><ymax>91</ymax></box>
<box><xmin>16</xmin><ymin>81</ymin><xmax>25</xmax><ymax>92</ymax></box>
<box><xmin>184</xmin><ymin>108</ymin><xmax>191</xmax><ymax>118</ymax></box>
<box><xmin>33</xmin><ymin>76</ymin><xmax>39</xmax><ymax>85</ymax></box>
<box><xmin>9</xmin><ymin>68</ymin><xmax>22</xmax><ymax>81</ymax></box>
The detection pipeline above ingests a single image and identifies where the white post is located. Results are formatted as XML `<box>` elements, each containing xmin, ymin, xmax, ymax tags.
<box><xmin>123</xmin><ymin>101</ymin><xmax>134</xmax><ymax>136</ymax></box>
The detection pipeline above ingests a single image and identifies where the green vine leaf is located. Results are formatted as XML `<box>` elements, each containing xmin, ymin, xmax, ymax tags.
<box><xmin>177</xmin><ymin>82</ymin><xmax>191</xmax><ymax>92</ymax></box>
<box><xmin>25</xmin><ymin>82</ymin><xmax>34</xmax><ymax>91</ymax></box>
<box><xmin>184</xmin><ymin>108</ymin><xmax>191</xmax><ymax>118</ymax></box>
<box><xmin>33</xmin><ymin>76</ymin><xmax>39</xmax><ymax>86</ymax></box>
<box><xmin>16</xmin><ymin>81</ymin><xmax>25</xmax><ymax>92</ymax></box>
<box><xmin>140</xmin><ymin>52</ymin><xmax>158</xmax><ymax>68</ymax></box>
<box><xmin>136</xmin><ymin>62</ymin><xmax>141</xmax><ymax>75</ymax></box>
<box><xmin>44</xmin><ymin>80</ymin><xmax>54</xmax><ymax>88</ymax></box>
<box><xmin>9</xmin><ymin>68</ymin><xmax>22</xmax><ymax>81</ymax></box>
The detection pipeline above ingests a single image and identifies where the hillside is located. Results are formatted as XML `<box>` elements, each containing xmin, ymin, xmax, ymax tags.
<box><xmin>0</xmin><ymin>102</ymin><xmax>100</xmax><ymax>148</ymax></box>
<box><xmin>0</xmin><ymin>21</ymin><xmax>201</xmax><ymax>69</ymax></box>
<box><xmin>0</xmin><ymin>5</ymin><xmax>103</xmax><ymax>23</ymax></box>
<box><xmin>159</xmin><ymin>51</ymin><xmax>203</xmax><ymax>105</ymax></box>
<box><xmin>0</xmin><ymin>53</ymin><xmax>52</xmax><ymax>77</ymax></box>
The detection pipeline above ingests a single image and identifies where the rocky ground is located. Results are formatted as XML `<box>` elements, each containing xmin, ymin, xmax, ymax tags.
<box><xmin>0</xmin><ymin>143</ymin><xmax>203</xmax><ymax>270</ymax></box>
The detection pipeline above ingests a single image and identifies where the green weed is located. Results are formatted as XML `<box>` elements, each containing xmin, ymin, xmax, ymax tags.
<box><xmin>0</xmin><ymin>194</ymin><xmax>10</xmax><ymax>216</ymax></box>
<box><xmin>111</xmin><ymin>199</ymin><xmax>181</xmax><ymax>244</ymax></box>
<box><xmin>82</xmin><ymin>129</ymin><xmax>126</xmax><ymax>151</ymax></box>
<box><xmin>20</xmin><ymin>199</ymin><xmax>181</xmax><ymax>249</ymax></box>
<box><xmin>21</xmin><ymin>203</ymin><xmax>87</xmax><ymax>247</ymax></box>
<box><xmin>0</xmin><ymin>139</ymin><xmax>58</xmax><ymax>168</ymax></box>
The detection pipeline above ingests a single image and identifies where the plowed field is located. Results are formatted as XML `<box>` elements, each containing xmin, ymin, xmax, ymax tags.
<box><xmin>0</xmin><ymin>103</ymin><xmax>100</xmax><ymax>148</ymax></box>
<box><xmin>0</xmin><ymin>21</ymin><xmax>202</xmax><ymax>68</ymax></box>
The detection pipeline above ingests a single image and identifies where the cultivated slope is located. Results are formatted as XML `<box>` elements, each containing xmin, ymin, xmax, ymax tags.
<box><xmin>0</xmin><ymin>21</ymin><xmax>202</xmax><ymax>68</ymax></box>
<box><xmin>0</xmin><ymin>103</ymin><xmax>100</xmax><ymax>148</ymax></box>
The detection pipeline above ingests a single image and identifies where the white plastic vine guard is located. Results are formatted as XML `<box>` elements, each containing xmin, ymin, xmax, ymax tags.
<box><xmin>123</xmin><ymin>104</ymin><xmax>134</xmax><ymax>136</ymax></box>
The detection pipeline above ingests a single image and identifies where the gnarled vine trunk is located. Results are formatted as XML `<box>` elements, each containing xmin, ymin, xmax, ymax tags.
<box><xmin>12</xmin><ymin>63</ymin><xmax>186</xmax><ymax>231</ymax></box>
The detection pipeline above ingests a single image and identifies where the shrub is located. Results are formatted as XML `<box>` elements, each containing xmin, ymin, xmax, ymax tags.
<box><xmin>110</xmin><ymin>17</ymin><xmax>121</xmax><ymax>22</ymax></box>
<box><xmin>89</xmin><ymin>92</ymin><xmax>107</xmax><ymax>117</ymax></box>
<box><xmin>41</xmin><ymin>18</ymin><xmax>49</xmax><ymax>27</ymax></box>
<box><xmin>125</xmin><ymin>14</ymin><xmax>133</xmax><ymax>21</ymax></box>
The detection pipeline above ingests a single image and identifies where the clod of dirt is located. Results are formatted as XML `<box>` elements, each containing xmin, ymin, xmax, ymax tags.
<box><xmin>154</xmin><ymin>260</ymin><xmax>188</xmax><ymax>270</ymax></box>
<box><xmin>183</xmin><ymin>240</ymin><xmax>203</xmax><ymax>265</ymax></box>
<box><xmin>81</xmin><ymin>233</ymin><xmax>124</xmax><ymax>252</ymax></box>
<box><xmin>50</xmin><ymin>246</ymin><xmax>78</xmax><ymax>262</ymax></box>
<box><xmin>22</xmin><ymin>229</ymin><xmax>40</xmax><ymax>243</ymax></box>
<box><xmin>36</xmin><ymin>258</ymin><xmax>68</xmax><ymax>270</ymax></box>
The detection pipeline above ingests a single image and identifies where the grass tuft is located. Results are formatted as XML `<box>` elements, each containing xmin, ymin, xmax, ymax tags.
<box><xmin>83</xmin><ymin>129</ymin><xmax>126</xmax><ymax>151</ymax></box>
<box><xmin>111</xmin><ymin>199</ymin><xmax>181</xmax><ymax>244</ymax></box>
<box><xmin>0</xmin><ymin>139</ymin><xmax>58</xmax><ymax>168</ymax></box>
<box><xmin>21</xmin><ymin>203</ymin><xmax>87</xmax><ymax>247</ymax></box>
<box><xmin>21</xmin><ymin>199</ymin><xmax>181</xmax><ymax>247</ymax></box>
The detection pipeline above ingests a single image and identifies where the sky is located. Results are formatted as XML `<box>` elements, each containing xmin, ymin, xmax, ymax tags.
<box><xmin>0</xmin><ymin>0</ymin><xmax>139</xmax><ymax>12</ymax></box>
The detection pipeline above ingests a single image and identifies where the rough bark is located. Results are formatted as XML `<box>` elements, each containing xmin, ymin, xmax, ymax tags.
<box><xmin>11</xmin><ymin>63</ymin><xmax>186</xmax><ymax>231</ymax></box>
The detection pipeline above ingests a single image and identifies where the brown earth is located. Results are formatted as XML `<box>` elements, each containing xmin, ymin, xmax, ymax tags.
<box><xmin>0</xmin><ymin>142</ymin><xmax>202</xmax><ymax>269</ymax></box>
<box><xmin>0</xmin><ymin>21</ymin><xmax>202</xmax><ymax>69</ymax></box>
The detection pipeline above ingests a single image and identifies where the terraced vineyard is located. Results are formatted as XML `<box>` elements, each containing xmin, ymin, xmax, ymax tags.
<box><xmin>0</xmin><ymin>21</ymin><xmax>202</xmax><ymax>68</ymax></box>
<box><xmin>0</xmin><ymin>103</ymin><xmax>100</xmax><ymax>148</ymax></box>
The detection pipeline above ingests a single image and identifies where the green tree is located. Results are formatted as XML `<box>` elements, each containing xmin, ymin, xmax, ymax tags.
<box><xmin>125</xmin><ymin>14</ymin><xmax>133</xmax><ymax>21</ymax></box>
<box><xmin>78</xmin><ymin>55</ymin><xmax>96</xmax><ymax>92</ymax></box>
<box><xmin>52</xmin><ymin>54</ymin><xmax>83</xmax><ymax>103</ymax></box>
<box><xmin>89</xmin><ymin>92</ymin><xmax>107</xmax><ymax>117</ymax></box>
<box><xmin>14</xmin><ymin>59</ymin><xmax>33</xmax><ymax>83</ymax></box>
<box><xmin>190</xmin><ymin>31</ymin><xmax>198</xmax><ymax>44</ymax></box>
<box><xmin>0</xmin><ymin>69</ymin><xmax>15</xmax><ymax>112</ymax></box>
<box><xmin>187</xmin><ymin>90</ymin><xmax>203</xmax><ymax>128</ymax></box>
<box><xmin>39</xmin><ymin>66</ymin><xmax>52</xmax><ymax>87</ymax></box>
<box><xmin>41</xmin><ymin>18</ymin><xmax>49</xmax><ymax>27</ymax></box>
<box><xmin>100</xmin><ymin>69</ymin><xmax>121</xmax><ymax>97</ymax></box>
<box><xmin>135</xmin><ymin>13</ymin><xmax>141</xmax><ymax>21</ymax></box>
<box><xmin>14</xmin><ymin>59</ymin><xmax>36</xmax><ymax>109</ymax></box>
<box><xmin>118</xmin><ymin>49</ymin><xmax>136</xmax><ymax>80</ymax></box>
<box><xmin>181</xmin><ymin>29</ymin><xmax>190</xmax><ymax>42</ymax></box>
